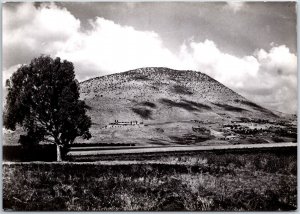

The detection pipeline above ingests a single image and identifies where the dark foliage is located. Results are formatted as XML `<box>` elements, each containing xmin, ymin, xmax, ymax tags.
<box><xmin>132</xmin><ymin>107</ymin><xmax>152</xmax><ymax>119</ymax></box>
<box><xmin>183</xmin><ymin>100</ymin><xmax>212</xmax><ymax>110</ymax></box>
<box><xmin>155</xmin><ymin>128</ymin><xmax>164</xmax><ymax>133</ymax></box>
<box><xmin>85</xmin><ymin>104</ymin><xmax>93</xmax><ymax>110</ymax></box>
<box><xmin>3</xmin><ymin>144</ymin><xmax>57</xmax><ymax>162</ymax></box>
<box><xmin>159</xmin><ymin>99</ymin><xmax>198</xmax><ymax>111</ymax></box>
<box><xmin>234</xmin><ymin>99</ymin><xmax>278</xmax><ymax>117</ymax></box>
<box><xmin>3</xmin><ymin>55</ymin><xmax>92</xmax><ymax>148</ymax></box>
<box><xmin>132</xmin><ymin>75</ymin><xmax>149</xmax><ymax>81</ymax></box>
<box><xmin>139</xmin><ymin>101</ymin><xmax>157</xmax><ymax>108</ymax></box>
<box><xmin>238</xmin><ymin>100</ymin><xmax>263</xmax><ymax>109</ymax></box>
<box><xmin>213</xmin><ymin>103</ymin><xmax>248</xmax><ymax>112</ymax></box>
<box><xmin>171</xmin><ymin>85</ymin><xmax>193</xmax><ymax>95</ymax></box>
<box><xmin>160</xmin><ymin>98</ymin><xmax>211</xmax><ymax>112</ymax></box>
<box><xmin>169</xmin><ymin>134</ymin><xmax>211</xmax><ymax>145</ymax></box>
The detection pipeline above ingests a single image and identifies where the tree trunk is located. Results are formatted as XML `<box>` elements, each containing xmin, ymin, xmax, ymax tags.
<box><xmin>56</xmin><ymin>144</ymin><xmax>62</xmax><ymax>162</ymax></box>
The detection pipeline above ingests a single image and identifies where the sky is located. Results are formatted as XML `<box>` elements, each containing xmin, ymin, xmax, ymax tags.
<box><xmin>2</xmin><ymin>2</ymin><xmax>297</xmax><ymax>114</ymax></box>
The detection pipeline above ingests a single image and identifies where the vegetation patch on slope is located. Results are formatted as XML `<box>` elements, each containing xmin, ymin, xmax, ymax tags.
<box><xmin>235</xmin><ymin>99</ymin><xmax>263</xmax><ymax>109</ymax></box>
<box><xmin>182</xmin><ymin>100</ymin><xmax>212</xmax><ymax>110</ymax></box>
<box><xmin>237</xmin><ymin>100</ymin><xmax>279</xmax><ymax>118</ymax></box>
<box><xmin>160</xmin><ymin>99</ymin><xmax>198</xmax><ymax>111</ymax></box>
<box><xmin>160</xmin><ymin>98</ymin><xmax>211</xmax><ymax>112</ymax></box>
<box><xmin>132</xmin><ymin>75</ymin><xmax>150</xmax><ymax>81</ymax></box>
<box><xmin>171</xmin><ymin>85</ymin><xmax>193</xmax><ymax>95</ymax></box>
<box><xmin>169</xmin><ymin>134</ymin><xmax>211</xmax><ymax>145</ymax></box>
<box><xmin>138</xmin><ymin>101</ymin><xmax>157</xmax><ymax>108</ymax></box>
<box><xmin>213</xmin><ymin>103</ymin><xmax>249</xmax><ymax>112</ymax></box>
<box><xmin>131</xmin><ymin>107</ymin><xmax>152</xmax><ymax>119</ymax></box>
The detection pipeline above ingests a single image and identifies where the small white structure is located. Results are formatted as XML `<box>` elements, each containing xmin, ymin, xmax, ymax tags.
<box><xmin>103</xmin><ymin>120</ymin><xmax>144</xmax><ymax>128</ymax></box>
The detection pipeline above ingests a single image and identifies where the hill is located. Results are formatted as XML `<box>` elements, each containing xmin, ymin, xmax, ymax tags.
<box><xmin>77</xmin><ymin>67</ymin><xmax>296</xmax><ymax>146</ymax></box>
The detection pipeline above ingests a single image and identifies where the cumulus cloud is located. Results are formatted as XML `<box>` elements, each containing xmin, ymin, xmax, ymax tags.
<box><xmin>249</xmin><ymin>46</ymin><xmax>297</xmax><ymax>113</ymax></box>
<box><xmin>3</xmin><ymin>3</ymin><xmax>297</xmax><ymax>114</ymax></box>
<box><xmin>179</xmin><ymin>40</ymin><xmax>260</xmax><ymax>87</ymax></box>
<box><xmin>3</xmin><ymin>3</ymin><xmax>80</xmax><ymax>69</ymax></box>
<box><xmin>56</xmin><ymin>17</ymin><xmax>181</xmax><ymax>80</ymax></box>
<box><xmin>178</xmin><ymin>41</ymin><xmax>297</xmax><ymax>113</ymax></box>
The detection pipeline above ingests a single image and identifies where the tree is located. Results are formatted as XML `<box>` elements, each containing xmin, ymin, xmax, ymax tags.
<box><xmin>4</xmin><ymin>55</ymin><xmax>92</xmax><ymax>161</ymax></box>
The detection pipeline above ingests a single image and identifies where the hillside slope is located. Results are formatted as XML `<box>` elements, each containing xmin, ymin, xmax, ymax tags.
<box><xmin>78</xmin><ymin>67</ymin><xmax>291</xmax><ymax>146</ymax></box>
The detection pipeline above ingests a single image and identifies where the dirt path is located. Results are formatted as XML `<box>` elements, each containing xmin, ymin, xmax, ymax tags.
<box><xmin>68</xmin><ymin>142</ymin><xmax>296</xmax><ymax>156</ymax></box>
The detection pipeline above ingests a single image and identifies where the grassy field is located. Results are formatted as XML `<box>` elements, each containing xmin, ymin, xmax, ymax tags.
<box><xmin>3</xmin><ymin>150</ymin><xmax>297</xmax><ymax>211</ymax></box>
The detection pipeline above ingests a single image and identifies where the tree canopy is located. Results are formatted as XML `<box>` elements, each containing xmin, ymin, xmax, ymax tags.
<box><xmin>4</xmin><ymin>56</ymin><xmax>92</xmax><ymax>158</ymax></box>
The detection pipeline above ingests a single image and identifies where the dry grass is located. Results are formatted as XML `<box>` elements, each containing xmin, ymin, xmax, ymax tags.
<box><xmin>3</xmin><ymin>151</ymin><xmax>297</xmax><ymax>211</ymax></box>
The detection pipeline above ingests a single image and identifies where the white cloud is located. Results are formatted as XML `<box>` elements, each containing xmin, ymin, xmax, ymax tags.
<box><xmin>251</xmin><ymin>46</ymin><xmax>297</xmax><ymax>113</ymax></box>
<box><xmin>3</xmin><ymin>3</ymin><xmax>297</xmax><ymax>114</ymax></box>
<box><xmin>56</xmin><ymin>17</ymin><xmax>181</xmax><ymax>80</ymax></box>
<box><xmin>256</xmin><ymin>45</ymin><xmax>297</xmax><ymax>76</ymax></box>
<box><xmin>179</xmin><ymin>40</ymin><xmax>260</xmax><ymax>87</ymax></box>
<box><xmin>3</xmin><ymin>3</ymin><xmax>80</xmax><ymax>69</ymax></box>
<box><xmin>226</xmin><ymin>2</ymin><xmax>245</xmax><ymax>13</ymax></box>
<box><xmin>178</xmin><ymin>40</ymin><xmax>297</xmax><ymax>113</ymax></box>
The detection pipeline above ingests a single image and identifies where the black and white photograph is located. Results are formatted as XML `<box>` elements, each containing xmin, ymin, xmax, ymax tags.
<box><xmin>2</xmin><ymin>1</ymin><xmax>297</xmax><ymax>211</ymax></box>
